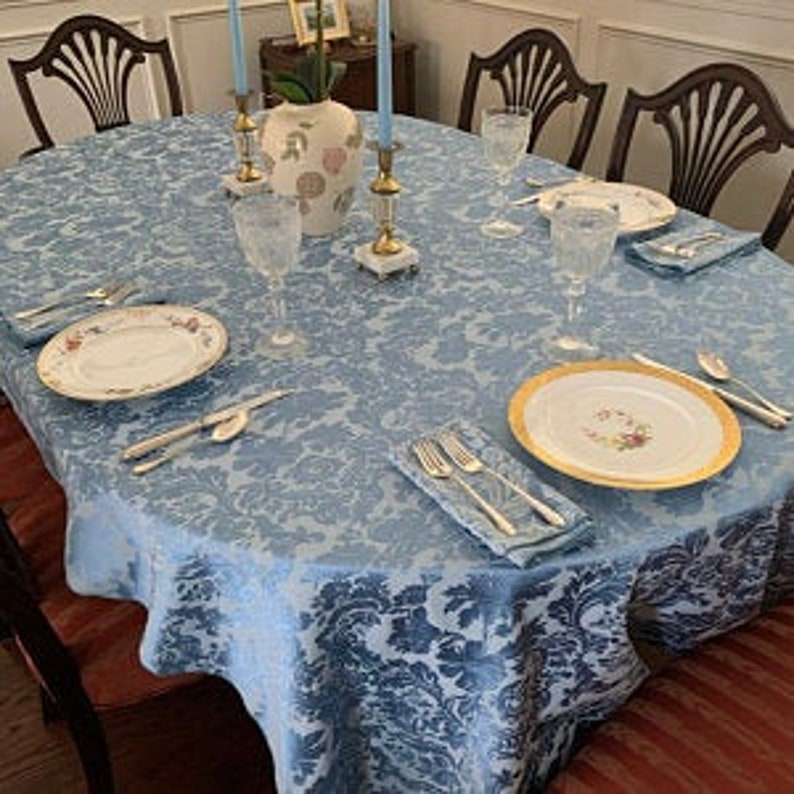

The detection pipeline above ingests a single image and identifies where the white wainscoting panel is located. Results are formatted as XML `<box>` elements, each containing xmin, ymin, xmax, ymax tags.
<box><xmin>592</xmin><ymin>21</ymin><xmax>794</xmax><ymax>260</ymax></box>
<box><xmin>166</xmin><ymin>1</ymin><xmax>290</xmax><ymax>113</ymax></box>
<box><xmin>392</xmin><ymin>0</ymin><xmax>585</xmax><ymax>166</ymax></box>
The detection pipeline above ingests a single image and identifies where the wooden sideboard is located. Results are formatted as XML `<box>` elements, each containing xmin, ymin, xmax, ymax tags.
<box><xmin>259</xmin><ymin>38</ymin><xmax>416</xmax><ymax>114</ymax></box>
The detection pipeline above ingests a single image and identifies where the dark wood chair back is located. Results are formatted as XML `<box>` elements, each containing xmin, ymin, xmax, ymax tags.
<box><xmin>457</xmin><ymin>28</ymin><xmax>607</xmax><ymax>170</ymax></box>
<box><xmin>0</xmin><ymin>514</ymin><xmax>114</xmax><ymax>793</ymax></box>
<box><xmin>606</xmin><ymin>62</ymin><xmax>794</xmax><ymax>250</ymax></box>
<box><xmin>764</xmin><ymin>168</ymin><xmax>794</xmax><ymax>251</ymax></box>
<box><xmin>9</xmin><ymin>14</ymin><xmax>183</xmax><ymax>156</ymax></box>
<box><xmin>0</xmin><ymin>414</ymin><xmax>200</xmax><ymax>793</ymax></box>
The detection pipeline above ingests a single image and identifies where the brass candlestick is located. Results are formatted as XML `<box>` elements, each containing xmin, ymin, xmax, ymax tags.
<box><xmin>353</xmin><ymin>140</ymin><xmax>418</xmax><ymax>279</ymax></box>
<box><xmin>370</xmin><ymin>145</ymin><xmax>404</xmax><ymax>256</ymax></box>
<box><xmin>232</xmin><ymin>95</ymin><xmax>263</xmax><ymax>183</ymax></box>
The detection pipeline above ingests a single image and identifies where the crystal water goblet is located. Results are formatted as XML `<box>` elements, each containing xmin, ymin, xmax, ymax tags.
<box><xmin>480</xmin><ymin>106</ymin><xmax>532</xmax><ymax>238</ymax></box>
<box><xmin>545</xmin><ymin>195</ymin><xmax>619</xmax><ymax>361</ymax></box>
<box><xmin>232</xmin><ymin>193</ymin><xmax>308</xmax><ymax>360</ymax></box>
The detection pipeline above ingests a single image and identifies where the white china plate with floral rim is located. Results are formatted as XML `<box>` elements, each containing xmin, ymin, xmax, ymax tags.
<box><xmin>36</xmin><ymin>304</ymin><xmax>228</xmax><ymax>401</ymax></box>
<box><xmin>508</xmin><ymin>361</ymin><xmax>741</xmax><ymax>490</ymax></box>
<box><xmin>537</xmin><ymin>181</ymin><xmax>677</xmax><ymax>234</ymax></box>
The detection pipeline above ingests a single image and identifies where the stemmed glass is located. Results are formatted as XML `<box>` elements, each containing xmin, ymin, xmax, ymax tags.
<box><xmin>231</xmin><ymin>193</ymin><xmax>308</xmax><ymax>360</ymax></box>
<box><xmin>545</xmin><ymin>195</ymin><xmax>619</xmax><ymax>361</ymax></box>
<box><xmin>480</xmin><ymin>106</ymin><xmax>532</xmax><ymax>238</ymax></box>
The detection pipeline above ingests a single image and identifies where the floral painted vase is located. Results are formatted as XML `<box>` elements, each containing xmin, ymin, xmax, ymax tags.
<box><xmin>260</xmin><ymin>99</ymin><xmax>364</xmax><ymax>237</ymax></box>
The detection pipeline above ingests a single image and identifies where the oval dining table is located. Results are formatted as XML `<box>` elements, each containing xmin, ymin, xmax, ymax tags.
<box><xmin>0</xmin><ymin>111</ymin><xmax>792</xmax><ymax>792</ymax></box>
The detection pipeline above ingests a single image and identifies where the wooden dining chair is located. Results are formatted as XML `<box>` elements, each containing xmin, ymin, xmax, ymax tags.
<box><xmin>8</xmin><ymin>14</ymin><xmax>184</xmax><ymax>156</ymax></box>
<box><xmin>0</xmin><ymin>475</ymin><xmax>212</xmax><ymax>792</ymax></box>
<box><xmin>0</xmin><ymin>402</ymin><xmax>278</xmax><ymax>792</ymax></box>
<box><xmin>548</xmin><ymin>596</ymin><xmax>794</xmax><ymax>792</ymax></box>
<box><xmin>457</xmin><ymin>28</ymin><xmax>607</xmax><ymax>170</ymax></box>
<box><xmin>606</xmin><ymin>62</ymin><xmax>794</xmax><ymax>251</ymax></box>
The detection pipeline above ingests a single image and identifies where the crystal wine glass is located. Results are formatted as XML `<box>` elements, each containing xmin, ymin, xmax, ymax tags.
<box><xmin>232</xmin><ymin>193</ymin><xmax>307</xmax><ymax>359</ymax></box>
<box><xmin>480</xmin><ymin>106</ymin><xmax>532</xmax><ymax>238</ymax></box>
<box><xmin>545</xmin><ymin>195</ymin><xmax>619</xmax><ymax>360</ymax></box>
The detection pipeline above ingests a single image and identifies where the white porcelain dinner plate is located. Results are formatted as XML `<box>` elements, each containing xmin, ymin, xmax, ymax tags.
<box><xmin>508</xmin><ymin>361</ymin><xmax>741</xmax><ymax>489</ymax></box>
<box><xmin>537</xmin><ymin>181</ymin><xmax>677</xmax><ymax>234</ymax></box>
<box><xmin>36</xmin><ymin>304</ymin><xmax>228</xmax><ymax>401</ymax></box>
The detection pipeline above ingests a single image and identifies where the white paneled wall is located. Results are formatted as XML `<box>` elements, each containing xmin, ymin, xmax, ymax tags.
<box><xmin>0</xmin><ymin>0</ymin><xmax>293</xmax><ymax>164</ymax></box>
<box><xmin>1</xmin><ymin>0</ymin><xmax>793</xmax><ymax>259</ymax></box>
<box><xmin>391</xmin><ymin>0</ymin><xmax>794</xmax><ymax>260</ymax></box>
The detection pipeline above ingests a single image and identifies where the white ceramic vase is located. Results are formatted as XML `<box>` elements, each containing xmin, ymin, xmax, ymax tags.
<box><xmin>260</xmin><ymin>99</ymin><xmax>364</xmax><ymax>237</ymax></box>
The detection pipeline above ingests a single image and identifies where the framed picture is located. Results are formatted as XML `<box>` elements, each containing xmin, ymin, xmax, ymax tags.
<box><xmin>289</xmin><ymin>1</ymin><xmax>351</xmax><ymax>46</ymax></box>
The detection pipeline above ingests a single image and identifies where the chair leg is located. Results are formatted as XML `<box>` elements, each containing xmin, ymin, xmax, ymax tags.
<box><xmin>39</xmin><ymin>683</ymin><xmax>62</xmax><ymax>723</ymax></box>
<box><xmin>62</xmin><ymin>695</ymin><xmax>115</xmax><ymax>794</ymax></box>
<box><xmin>1</xmin><ymin>544</ymin><xmax>116</xmax><ymax>793</ymax></box>
<box><xmin>38</xmin><ymin>683</ymin><xmax>115</xmax><ymax>792</ymax></box>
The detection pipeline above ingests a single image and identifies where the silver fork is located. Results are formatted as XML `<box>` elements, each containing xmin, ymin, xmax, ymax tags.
<box><xmin>412</xmin><ymin>438</ymin><xmax>517</xmax><ymax>537</ymax></box>
<box><xmin>646</xmin><ymin>231</ymin><xmax>724</xmax><ymax>258</ymax></box>
<box><xmin>25</xmin><ymin>282</ymin><xmax>138</xmax><ymax>329</ymax></box>
<box><xmin>14</xmin><ymin>279</ymin><xmax>125</xmax><ymax>320</ymax></box>
<box><xmin>437</xmin><ymin>432</ymin><xmax>567</xmax><ymax>529</ymax></box>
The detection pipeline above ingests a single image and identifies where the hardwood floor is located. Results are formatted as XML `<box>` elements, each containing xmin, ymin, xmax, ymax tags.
<box><xmin>0</xmin><ymin>641</ymin><xmax>276</xmax><ymax>793</ymax></box>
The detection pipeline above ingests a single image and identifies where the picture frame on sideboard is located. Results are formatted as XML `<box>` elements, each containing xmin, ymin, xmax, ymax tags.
<box><xmin>289</xmin><ymin>0</ymin><xmax>351</xmax><ymax>46</ymax></box>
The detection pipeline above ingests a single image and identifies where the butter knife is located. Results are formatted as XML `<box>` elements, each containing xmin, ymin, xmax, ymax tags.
<box><xmin>511</xmin><ymin>176</ymin><xmax>592</xmax><ymax>206</ymax></box>
<box><xmin>121</xmin><ymin>388</ymin><xmax>291</xmax><ymax>460</ymax></box>
<box><xmin>632</xmin><ymin>354</ymin><xmax>787</xmax><ymax>429</ymax></box>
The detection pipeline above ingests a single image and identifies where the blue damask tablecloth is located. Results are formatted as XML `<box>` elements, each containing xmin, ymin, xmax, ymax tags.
<box><xmin>0</xmin><ymin>112</ymin><xmax>792</xmax><ymax>792</ymax></box>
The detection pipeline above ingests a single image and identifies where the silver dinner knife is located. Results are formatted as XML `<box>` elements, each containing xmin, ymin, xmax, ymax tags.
<box><xmin>631</xmin><ymin>354</ymin><xmax>787</xmax><ymax>429</ymax></box>
<box><xmin>121</xmin><ymin>388</ymin><xmax>292</xmax><ymax>460</ymax></box>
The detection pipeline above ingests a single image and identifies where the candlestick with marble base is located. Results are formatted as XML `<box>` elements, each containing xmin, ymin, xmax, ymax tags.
<box><xmin>354</xmin><ymin>144</ymin><xmax>419</xmax><ymax>280</ymax></box>
<box><xmin>221</xmin><ymin>95</ymin><xmax>268</xmax><ymax>197</ymax></box>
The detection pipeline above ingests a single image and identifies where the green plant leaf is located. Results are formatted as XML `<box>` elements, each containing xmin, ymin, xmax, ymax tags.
<box><xmin>326</xmin><ymin>61</ymin><xmax>347</xmax><ymax>95</ymax></box>
<box><xmin>295</xmin><ymin>55</ymin><xmax>321</xmax><ymax>99</ymax></box>
<box><xmin>267</xmin><ymin>71</ymin><xmax>313</xmax><ymax>104</ymax></box>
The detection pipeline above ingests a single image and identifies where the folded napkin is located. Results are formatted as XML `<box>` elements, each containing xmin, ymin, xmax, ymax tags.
<box><xmin>626</xmin><ymin>227</ymin><xmax>761</xmax><ymax>278</ymax></box>
<box><xmin>390</xmin><ymin>421</ymin><xmax>594</xmax><ymax>567</ymax></box>
<box><xmin>2</xmin><ymin>278</ymin><xmax>167</xmax><ymax>347</ymax></box>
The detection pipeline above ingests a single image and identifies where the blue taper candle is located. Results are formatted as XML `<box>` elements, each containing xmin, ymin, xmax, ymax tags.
<box><xmin>227</xmin><ymin>0</ymin><xmax>248</xmax><ymax>97</ymax></box>
<box><xmin>376</xmin><ymin>0</ymin><xmax>393</xmax><ymax>148</ymax></box>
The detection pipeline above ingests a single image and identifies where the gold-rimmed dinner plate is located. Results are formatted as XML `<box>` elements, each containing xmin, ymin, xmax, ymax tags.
<box><xmin>36</xmin><ymin>304</ymin><xmax>228</xmax><ymax>401</ymax></box>
<box><xmin>508</xmin><ymin>361</ymin><xmax>741</xmax><ymax>489</ymax></box>
<box><xmin>537</xmin><ymin>181</ymin><xmax>677</xmax><ymax>234</ymax></box>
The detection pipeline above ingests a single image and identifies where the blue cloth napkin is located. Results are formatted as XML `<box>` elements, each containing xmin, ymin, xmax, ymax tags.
<box><xmin>1</xmin><ymin>278</ymin><xmax>167</xmax><ymax>347</ymax></box>
<box><xmin>390</xmin><ymin>420</ymin><xmax>594</xmax><ymax>567</ymax></box>
<box><xmin>626</xmin><ymin>227</ymin><xmax>761</xmax><ymax>278</ymax></box>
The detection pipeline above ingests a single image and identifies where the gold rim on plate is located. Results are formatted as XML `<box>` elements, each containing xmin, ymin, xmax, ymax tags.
<box><xmin>508</xmin><ymin>360</ymin><xmax>741</xmax><ymax>490</ymax></box>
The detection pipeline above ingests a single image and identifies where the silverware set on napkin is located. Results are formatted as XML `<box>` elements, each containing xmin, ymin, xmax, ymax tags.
<box><xmin>644</xmin><ymin>231</ymin><xmax>725</xmax><ymax>259</ymax></box>
<box><xmin>412</xmin><ymin>433</ymin><xmax>566</xmax><ymax>537</ymax></box>
<box><xmin>13</xmin><ymin>280</ymin><xmax>139</xmax><ymax>327</ymax></box>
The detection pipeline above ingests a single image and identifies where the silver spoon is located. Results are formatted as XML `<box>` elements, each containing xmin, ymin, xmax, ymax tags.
<box><xmin>132</xmin><ymin>409</ymin><xmax>250</xmax><ymax>475</ymax></box>
<box><xmin>696</xmin><ymin>352</ymin><xmax>792</xmax><ymax>420</ymax></box>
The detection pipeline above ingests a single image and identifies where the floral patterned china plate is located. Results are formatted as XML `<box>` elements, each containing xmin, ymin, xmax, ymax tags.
<box><xmin>36</xmin><ymin>305</ymin><xmax>228</xmax><ymax>401</ymax></box>
<box><xmin>508</xmin><ymin>361</ymin><xmax>741</xmax><ymax>489</ymax></box>
<box><xmin>537</xmin><ymin>182</ymin><xmax>677</xmax><ymax>233</ymax></box>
